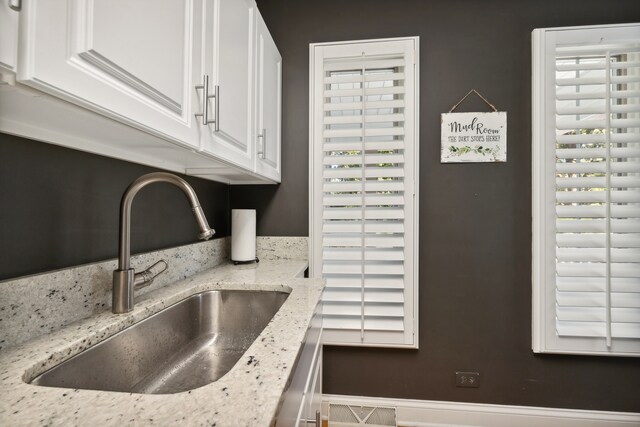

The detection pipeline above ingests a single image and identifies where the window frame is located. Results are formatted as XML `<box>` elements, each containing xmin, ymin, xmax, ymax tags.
<box><xmin>532</xmin><ymin>23</ymin><xmax>640</xmax><ymax>357</ymax></box>
<box><xmin>309</xmin><ymin>37</ymin><xmax>420</xmax><ymax>348</ymax></box>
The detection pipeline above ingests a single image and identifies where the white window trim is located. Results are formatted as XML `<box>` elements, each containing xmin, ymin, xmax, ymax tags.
<box><xmin>532</xmin><ymin>23</ymin><xmax>640</xmax><ymax>357</ymax></box>
<box><xmin>309</xmin><ymin>37</ymin><xmax>420</xmax><ymax>349</ymax></box>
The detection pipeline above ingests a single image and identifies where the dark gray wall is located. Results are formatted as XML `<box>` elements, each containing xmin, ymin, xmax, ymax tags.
<box><xmin>0</xmin><ymin>133</ymin><xmax>230</xmax><ymax>281</ymax></box>
<box><xmin>231</xmin><ymin>0</ymin><xmax>640</xmax><ymax>412</ymax></box>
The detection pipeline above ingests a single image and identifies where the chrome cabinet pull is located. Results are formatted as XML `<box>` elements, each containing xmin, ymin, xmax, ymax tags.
<box><xmin>9</xmin><ymin>0</ymin><xmax>21</xmax><ymax>11</ymax></box>
<box><xmin>304</xmin><ymin>410</ymin><xmax>321</xmax><ymax>425</ymax></box>
<box><xmin>195</xmin><ymin>76</ymin><xmax>219</xmax><ymax>130</ymax></box>
<box><xmin>194</xmin><ymin>75</ymin><xmax>209</xmax><ymax>126</ymax></box>
<box><xmin>257</xmin><ymin>128</ymin><xmax>266</xmax><ymax>159</ymax></box>
<box><xmin>300</xmin><ymin>411</ymin><xmax>322</xmax><ymax>427</ymax></box>
<box><xmin>211</xmin><ymin>84</ymin><xmax>220</xmax><ymax>131</ymax></box>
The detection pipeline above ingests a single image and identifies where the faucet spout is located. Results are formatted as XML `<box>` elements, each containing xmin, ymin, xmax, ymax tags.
<box><xmin>112</xmin><ymin>172</ymin><xmax>215</xmax><ymax>314</ymax></box>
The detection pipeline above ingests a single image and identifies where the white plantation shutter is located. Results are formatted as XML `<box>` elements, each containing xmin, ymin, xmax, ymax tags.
<box><xmin>533</xmin><ymin>24</ymin><xmax>640</xmax><ymax>356</ymax></box>
<box><xmin>310</xmin><ymin>38</ymin><xmax>419</xmax><ymax>347</ymax></box>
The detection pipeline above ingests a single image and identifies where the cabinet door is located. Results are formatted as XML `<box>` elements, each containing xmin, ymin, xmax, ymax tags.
<box><xmin>202</xmin><ymin>0</ymin><xmax>255</xmax><ymax>169</ymax></box>
<box><xmin>0</xmin><ymin>1</ymin><xmax>19</xmax><ymax>74</ymax></box>
<box><xmin>17</xmin><ymin>0</ymin><xmax>203</xmax><ymax>149</ymax></box>
<box><xmin>306</xmin><ymin>349</ymin><xmax>322</xmax><ymax>427</ymax></box>
<box><xmin>255</xmin><ymin>15</ymin><xmax>282</xmax><ymax>182</ymax></box>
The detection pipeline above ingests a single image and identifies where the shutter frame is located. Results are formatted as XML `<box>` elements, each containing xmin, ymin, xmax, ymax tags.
<box><xmin>310</xmin><ymin>37</ymin><xmax>419</xmax><ymax>348</ymax></box>
<box><xmin>532</xmin><ymin>24</ymin><xmax>640</xmax><ymax>356</ymax></box>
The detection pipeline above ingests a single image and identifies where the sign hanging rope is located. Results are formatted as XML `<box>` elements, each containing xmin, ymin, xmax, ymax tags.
<box><xmin>448</xmin><ymin>89</ymin><xmax>498</xmax><ymax>113</ymax></box>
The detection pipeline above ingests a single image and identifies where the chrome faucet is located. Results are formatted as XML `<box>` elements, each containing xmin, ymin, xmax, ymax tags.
<box><xmin>112</xmin><ymin>172</ymin><xmax>215</xmax><ymax>314</ymax></box>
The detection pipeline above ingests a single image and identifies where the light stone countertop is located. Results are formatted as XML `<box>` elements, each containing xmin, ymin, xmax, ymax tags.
<box><xmin>0</xmin><ymin>259</ymin><xmax>323</xmax><ymax>427</ymax></box>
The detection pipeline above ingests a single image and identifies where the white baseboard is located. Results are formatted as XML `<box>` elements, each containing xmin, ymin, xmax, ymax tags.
<box><xmin>322</xmin><ymin>394</ymin><xmax>640</xmax><ymax>427</ymax></box>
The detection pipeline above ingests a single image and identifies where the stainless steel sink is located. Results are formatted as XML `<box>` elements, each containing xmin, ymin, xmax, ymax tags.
<box><xmin>30</xmin><ymin>290</ymin><xmax>288</xmax><ymax>394</ymax></box>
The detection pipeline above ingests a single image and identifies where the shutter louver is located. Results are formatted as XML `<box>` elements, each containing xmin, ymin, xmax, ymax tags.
<box><xmin>322</xmin><ymin>59</ymin><xmax>407</xmax><ymax>336</ymax></box>
<box><xmin>311</xmin><ymin>39</ymin><xmax>418</xmax><ymax>347</ymax></box>
<box><xmin>554</xmin><ymin>44</ymin><xmax>640</xmax><ymax>344</ymax></box>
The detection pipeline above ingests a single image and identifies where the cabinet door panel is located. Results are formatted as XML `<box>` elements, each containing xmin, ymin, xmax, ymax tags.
<box><xmin>307</xmin><ymin>349</ymin><xmax>322</xmax><ymax>427</ymax></box>
<box><xmin>0</xmin><ymin>1</ymin><xmax>19</xmax><ymax>73</ymax></box>
<box><xmin>217</xmin><ymin>0</ymin><xmax>251</xmax><ymax>146</ymax></box>
<box><xmin>275</xmin><ymin>306</ymin><xmax>323</xmax><ymax>427</ymax></box>
<box><xmin>255</xmin><ymin>15</ymin><xmax>282</xmax><ymax>182</ymax></box>
<box><xmin>18</xmin><ymin>0</ymin><xmax>201</xmax><ymax>148</ymax></box>
<box><xmin>203</xmin><ymin>0</ymin><xmax>254</xmax><ymax>169</ymax></box>
<box><xmin>89</xmin><ymin>0</ymin><xmax>185</xmax><ymax>110</ymax></box>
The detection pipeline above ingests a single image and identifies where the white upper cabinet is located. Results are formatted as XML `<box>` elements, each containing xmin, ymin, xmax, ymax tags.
<box><xmin>17</xmin><ymin>0</ymin><xmax>204</xmax><ymax>149</ymax></box>
<box><xmin>200</xmin><ymin>0</ymin><xmax>256</xmax><ymax>169</ymax></box>
<box><xmin>255</xmin><ymin>14</ymin><xmax>282</xmax><ymax>182</ymax></box>
<box><xmin>1</xmin><ymin>0</ymin><xmax>281</xmax><ymax>184</ymax></box>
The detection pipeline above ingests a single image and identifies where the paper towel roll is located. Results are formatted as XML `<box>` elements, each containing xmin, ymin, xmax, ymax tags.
<box><xmin>231</xmin><ymin>209</ymin><xmax>256</xmax><ymax>262</ymax></box>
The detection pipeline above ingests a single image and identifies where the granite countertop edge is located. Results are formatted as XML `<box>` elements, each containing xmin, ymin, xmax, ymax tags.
<box><xmin>0</xmin><ymin>259</ymin><xmax>322</xmax><ymax>427</ymax></box>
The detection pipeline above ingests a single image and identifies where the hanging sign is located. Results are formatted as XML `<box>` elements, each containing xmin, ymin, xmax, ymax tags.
<box><xmin>440</xmin><ymin>90</ymin><xmax>507</xmax><ymax>163</ymax></box>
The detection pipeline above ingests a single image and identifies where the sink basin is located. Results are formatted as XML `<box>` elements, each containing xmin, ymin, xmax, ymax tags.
<box><xmin>30</xmin><ymin>290</ymin><xmax>289</xmax><ymax>394</ymax></box>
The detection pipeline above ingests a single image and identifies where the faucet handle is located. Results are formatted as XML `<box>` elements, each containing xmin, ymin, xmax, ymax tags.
<box><xmin>134</xmin><ymin>259</ymin><xmax>168</xmax><ymax>290</ymax></box>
